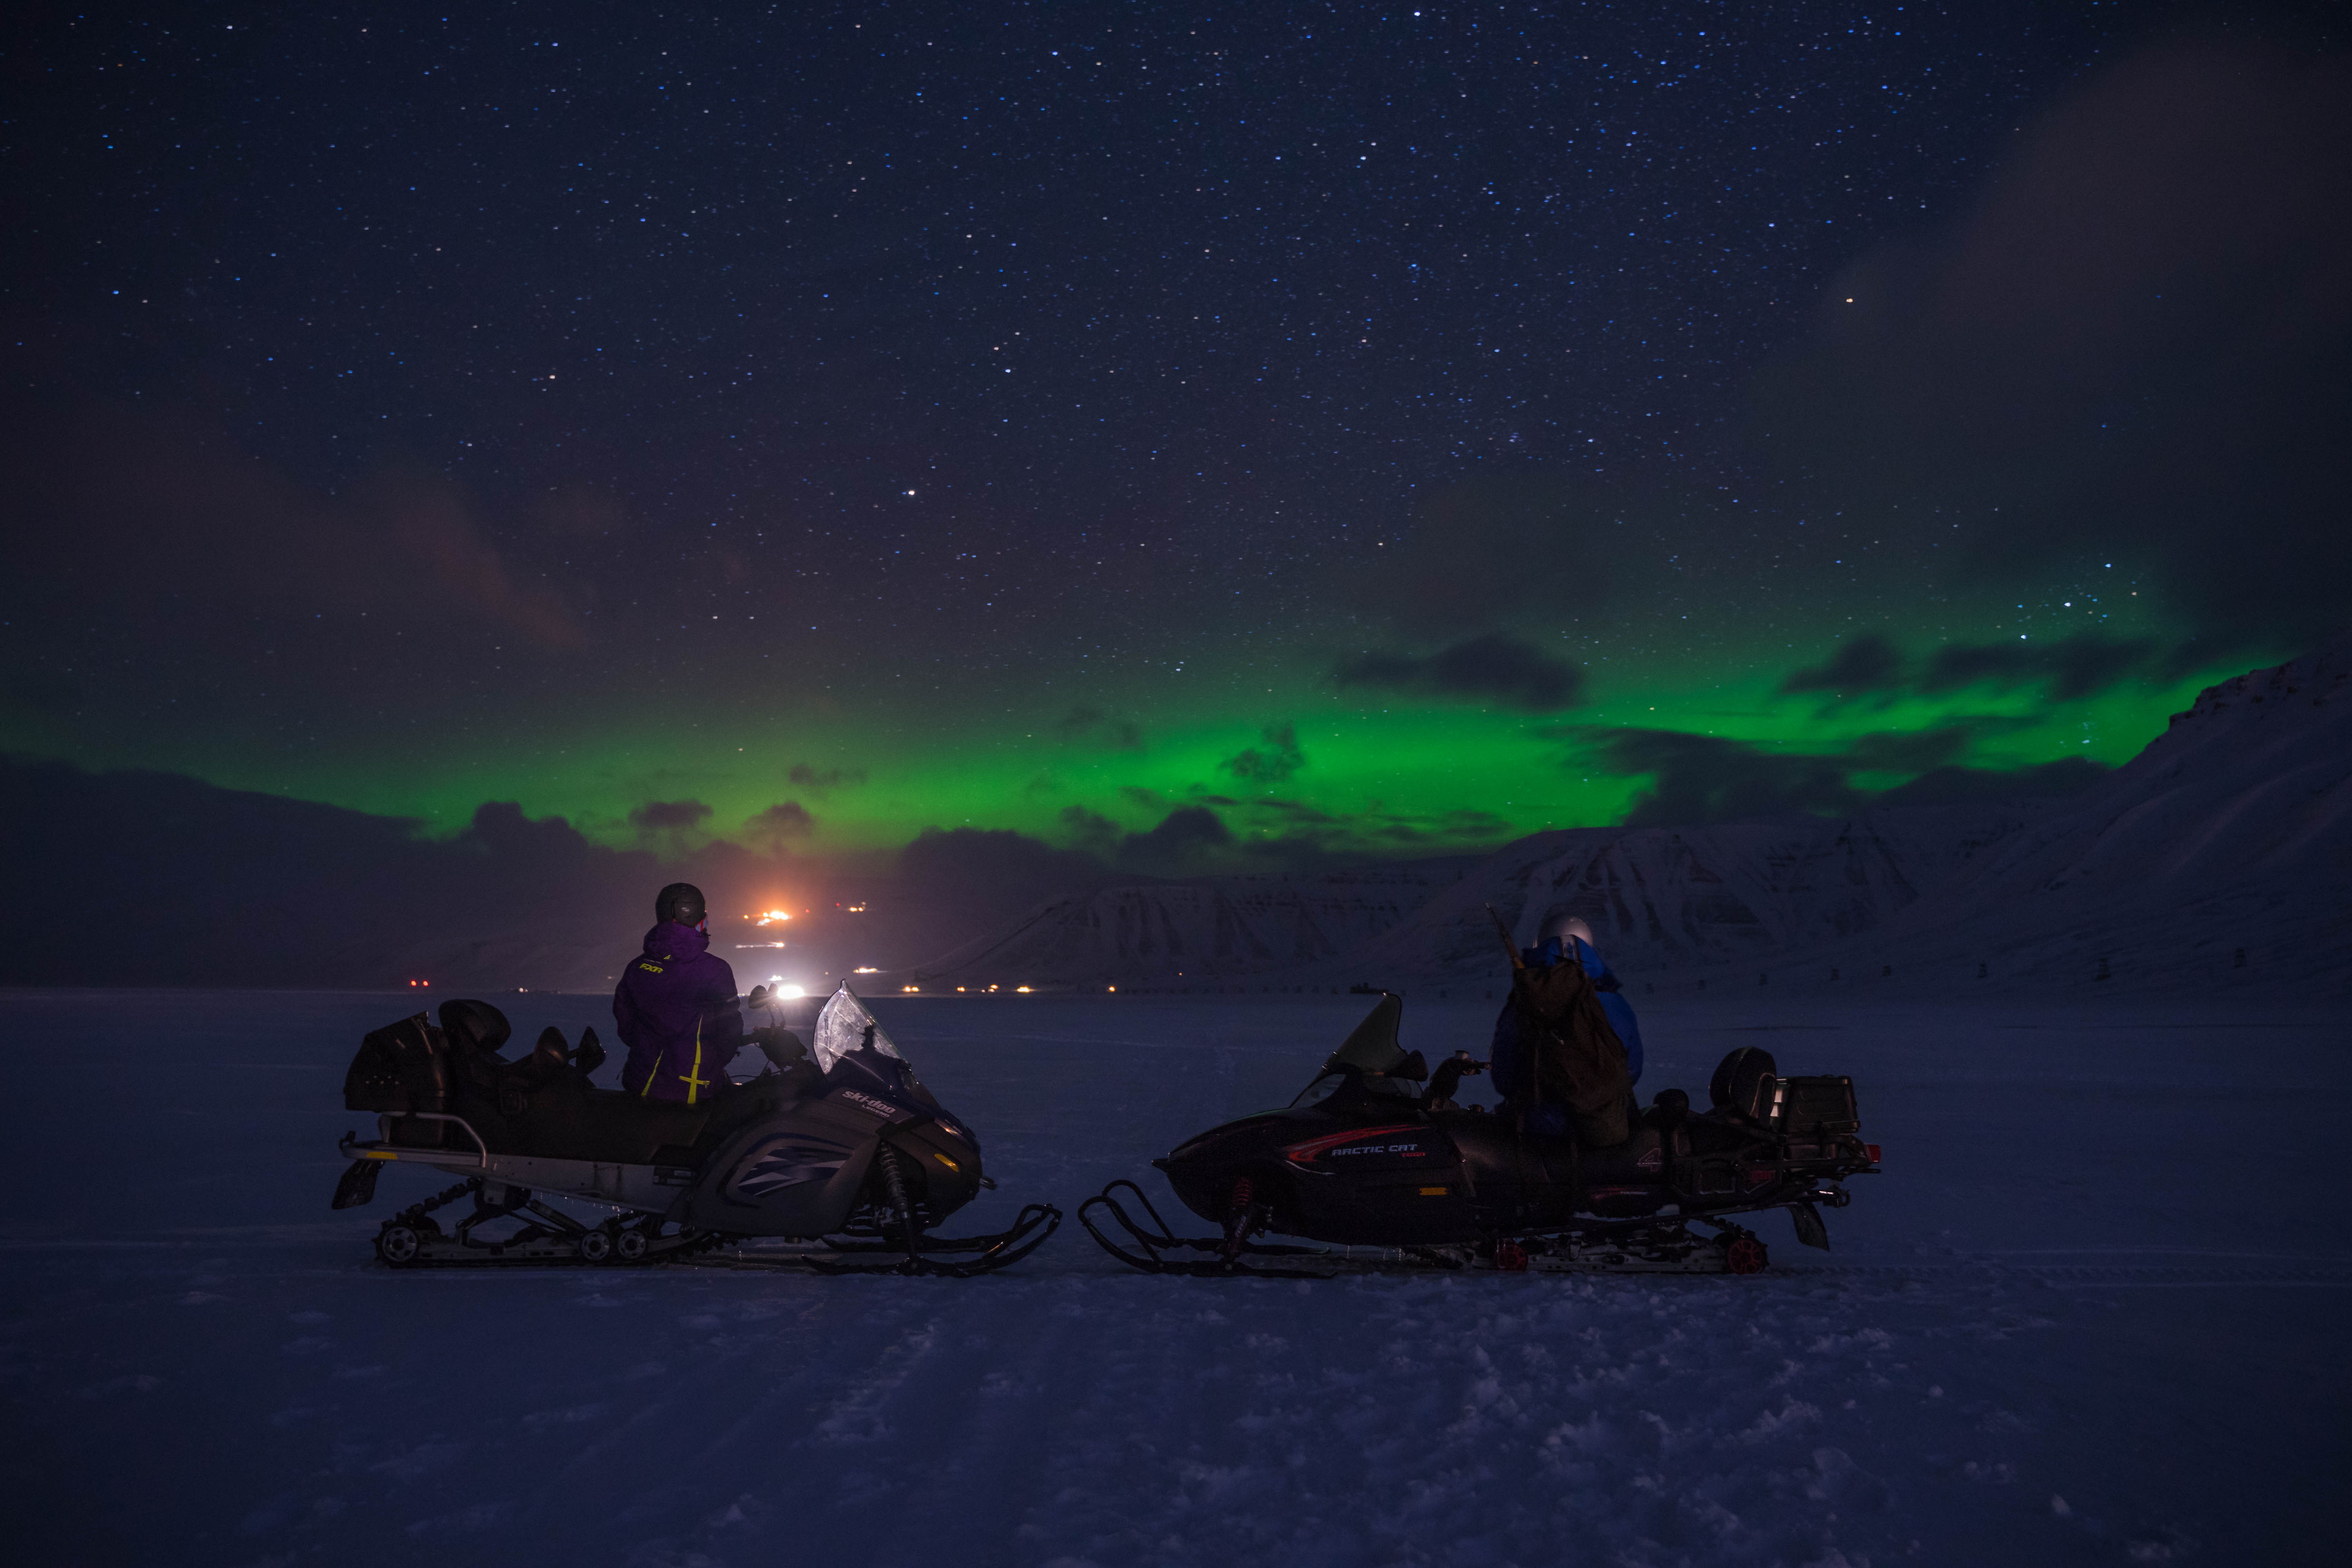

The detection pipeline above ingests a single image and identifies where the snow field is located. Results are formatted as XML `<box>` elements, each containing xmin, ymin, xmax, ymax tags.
<box><xmin>0</xmin><ymin>990</ymin><xmax>2344</xmax><ymax>1566</ymax></box>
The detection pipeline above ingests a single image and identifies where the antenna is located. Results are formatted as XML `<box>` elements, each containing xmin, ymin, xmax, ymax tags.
<box><xmin>1485</xmin><ymin>906</ymin><xmax>1525</xmax><ymax>972</ymax></box>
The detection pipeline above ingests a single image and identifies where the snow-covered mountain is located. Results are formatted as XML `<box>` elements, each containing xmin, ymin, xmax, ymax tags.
<box><xmin>907</xmin><ymin>860</ymin><xmax>1479</xmax><ymax>990</ymax></box>
<box><xmin>916</xmin><ymin>641</ymin><xmax>2352</xmax><ymax>998</ymax></box>
<box><xmin>1331</xmin><ymin>801</ymin><xmax>2049</xmax><ymax>986</ymax></box>
<box><xmin>1819</xmin><ymin>635</ymin><xmax>2352</xmax><ymax>993</ymax></box>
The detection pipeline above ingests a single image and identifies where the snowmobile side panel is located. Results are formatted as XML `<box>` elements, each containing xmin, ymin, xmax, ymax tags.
<box><xmin>677</xmin><ymin>1116</ymin><xmax>882</xmax><ymax>1236</ymax></box>
<box><xmin>1278</xmin><ymin>1122</ymin><xmax>1476</xmax><ymax>1246</ymax></box>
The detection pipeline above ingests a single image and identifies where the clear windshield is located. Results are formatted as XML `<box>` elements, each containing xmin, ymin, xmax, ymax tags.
<box><xmin>1320</xmin><ymin>993</ymin><xmax>1408</xmax><ymax>1077</ymax></box>
<box><xmin>1291</xmin><ymin>1072</ymin><xmax>1348</xmax><ymax>1109</ymax></box>
<box><xmin>812</xmin><ymin>985</ymin><xmax>909</xmax><ymax>1074</ymax></box>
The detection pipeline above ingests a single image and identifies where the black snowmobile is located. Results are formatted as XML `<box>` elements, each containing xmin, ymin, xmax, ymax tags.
<box><xmin>332</xmin><ymin>984</ymin><xmax>1058</xmax><ymax>1275</ymax></box>
<box><xmin>1080</xmin><ymin>993</ymin><xmax>1878</xmax><ymax>1277</ymax></box>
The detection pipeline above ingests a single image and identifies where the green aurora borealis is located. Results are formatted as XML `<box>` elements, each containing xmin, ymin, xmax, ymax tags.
<box><xmin>7</xmin><ymin>7</ymin><xmax>2341</xmax><ymax>874</ymax></box>
<box><xmin>60</xmin><ymin>563</ymin><xmax>2252</xmax><ymax>865</ymax></box>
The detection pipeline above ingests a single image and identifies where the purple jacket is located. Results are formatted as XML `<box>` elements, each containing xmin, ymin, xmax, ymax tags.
<box><xmin>613</xmin><ymin>922</ymin><xmax>742</xmax><ymax>1104</ymax></box>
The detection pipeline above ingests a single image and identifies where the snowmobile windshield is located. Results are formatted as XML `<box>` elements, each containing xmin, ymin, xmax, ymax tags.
<box><xmin>1290</xmin><ymin>1068</ymin><xmax>1419</xmax><ymax>1109</ymax></box>
<box><xmin>812</xmin><ymin>985</ymin><xmax>909</xmax><ymax>1074</ymax></box>
<box><xmin>1317</xmin><ymin>993</ymin><xmax>1408</xmax><ymax>1077</ymax></box>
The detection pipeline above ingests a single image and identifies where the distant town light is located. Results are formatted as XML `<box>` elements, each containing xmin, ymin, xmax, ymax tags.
<box><xmin>1015</xmin><ymin>985</ymin><xmax>1032</xmax><ymax>994</ymax></box>
<box><xmin>853</xmin><ymin>966</ymin><xmax>880</xmax><ymax>974</ymax></box>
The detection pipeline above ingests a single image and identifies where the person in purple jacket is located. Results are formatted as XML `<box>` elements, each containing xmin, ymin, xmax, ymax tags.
<box><xmin>613</xmin><ymin>882</ymin><xmax>743</xmax><ymax>1105</ymax></box>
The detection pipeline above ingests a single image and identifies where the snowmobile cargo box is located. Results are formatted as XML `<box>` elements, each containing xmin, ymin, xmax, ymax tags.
<box><xmin>1760</xmin><ymin>1074</ymin><xmax>1859</xmax><ymax>1136</ymax></box>
<box><xmin>343</xmin><ymin>1013</ymin><xmax>451</xmax><ymax>1115</ymax></box>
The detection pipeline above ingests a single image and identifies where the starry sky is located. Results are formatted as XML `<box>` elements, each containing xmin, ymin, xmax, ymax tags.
<box><xmin>7</xmin><ymin>1</ymin><xmax>2347</xmax><ymax>879</ymax></box>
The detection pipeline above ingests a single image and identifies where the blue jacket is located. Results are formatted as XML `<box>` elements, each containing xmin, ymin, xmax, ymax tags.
<box><xmin>1490</xmin><ymin>935</ymin><xmax>1644</xmax><ymax>1133</ymax></box>
<box><xmin>613</xmin><ymin>922</ymin><xmax>742</xmax><ymax>1104</ymax></box>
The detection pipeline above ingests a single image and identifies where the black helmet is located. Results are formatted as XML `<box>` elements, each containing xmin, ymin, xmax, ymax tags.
<box><xmin>655</xmin><ymin>882</ymin><xmax>707</xmax><ymax>926</ymax></box>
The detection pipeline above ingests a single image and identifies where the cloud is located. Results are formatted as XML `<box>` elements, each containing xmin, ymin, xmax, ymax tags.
<box><xmin>366</xmin><ymin>471</ymin><xmax>587</xmax><ymax>652</ymax></box>
<box><xmin>897</xmin><ymin>826</ymin><xmax>1109</xmax><ymax>912</ymax></box>
<box><xmin>1780</xmin><ymin>633</ymin><xmax>1904</xmax><ymax>696</ymax></box>
<box><xmin>1220</xmin><ymin>722</ymin><xmax>1306</xmax><ymax>786</ymax></box>
<box><xmin>629</xmin><ymin>799</ymin><xmax>713</xmax><ymax>833</ymax></box>
<box><xmin>1114</xmin><ymin>805</ymin><xmax>1233</xmax><ymax>875</ymax></box>
<box><xmin>1749</xmin><ymin>36</ymin><xmax>2352</xmax><ymax>649</ymax></box>
<box><xmin>1585</xmin><ymin>730</ymin><xmax>1866</xmax><ymax>826</ymax></box>
<box><xmin>1920</xmin><ymin>635</ymin><xmax>2160</xmax><ymax>700</ymax></box>
<box><xmin>1573</xmin><ymin>726</ymin><xmax>2107</xmax><ymax>826</ymax></box>
<box><xmin>1780</xmin><ymin>632</ymin><xmax>2161</xmax><ymax>703</ymax></box>
<box><xmin>786</xmin><ymin>763</ymin><xmax>868</xmax><ymax>794</ymax></box>
<box><xmin>1335</xmin><ymin>633</ymin><xmax>1586</xmax><ymax>712</ymax></box>
<box><xmin>1055</xmin><ymin>704</ymin><xmax>1145</xmax><ymax>751</ymax></box>
<box><xmin>1056</xmin><ymin>805</ymin><xmax>1123</xmax><ymax>857</ymax></box>
<box><xmin>744</xmin><ymin>801</ymin><xmax>816</xmax><ymax>850</ymax></box>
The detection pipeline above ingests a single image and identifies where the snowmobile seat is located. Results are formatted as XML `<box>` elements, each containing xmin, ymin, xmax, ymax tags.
<box><xmin>1575</xmin><ymin>1124</ymin><xmax>1667</xmax><ymax>1186</ymax></box>
<box><xmin>438</xmin><ymin>998</ymin><xmax>513</xmax><ymax>1057</ymax></box>
<box><xmin>529</xmin><ymin>1026</ymin><xmax>571</xmax><ymax>1069</ymax></box>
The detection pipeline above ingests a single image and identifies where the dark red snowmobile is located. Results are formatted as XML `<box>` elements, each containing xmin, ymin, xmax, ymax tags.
<box><xmin>1080</xmin><ymin>993</ymin><xmax>1878</xmax><ymax>1277</ymax></box>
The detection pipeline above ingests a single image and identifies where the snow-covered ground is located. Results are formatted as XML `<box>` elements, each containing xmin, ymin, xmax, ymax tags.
<box><xmin>3</xmin><ymin>989</ymin><xmax>2344</xmax><ymax>1567</ymax></box>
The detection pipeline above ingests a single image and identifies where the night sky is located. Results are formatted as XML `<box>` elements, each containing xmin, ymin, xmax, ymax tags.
<box><xmin>8</xmin><ymin>2</ymin><xmax>2347</xmax><ymax>880</ymax></box>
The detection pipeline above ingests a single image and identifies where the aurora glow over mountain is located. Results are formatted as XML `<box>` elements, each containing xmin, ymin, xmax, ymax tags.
<box><xmin>7</xmin><ymin>4</ymin><xmax>2345</xmax><ymax>874</ymax></box>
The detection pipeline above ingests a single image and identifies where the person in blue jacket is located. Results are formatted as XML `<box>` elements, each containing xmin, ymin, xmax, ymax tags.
<box><xmin>1489</xmin><ymin>914</ymin><xmax>1644</xmax><ymax>1139</ymax></box>
<box><xmin>613</xmin><ymin>882</ymin><xmax>743</xmax><ymax>1105</ymax></box>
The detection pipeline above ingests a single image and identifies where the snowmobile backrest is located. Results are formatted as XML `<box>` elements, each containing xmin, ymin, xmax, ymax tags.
<box><xmin>1710</xmin><ymin>1045</ymin><xmax>1777</xmax><ymax>1116</ymax></box>
<box><xmin>437</xmin><ymin>998</ymin><xmax>512</xmax><ymax>1056</ymax></box>
<box><xmin>530</xmin><ymin>1026</ymin><xmax>570</xmax><ymax>1069</ymax></box>
<box><xmin>343</xmin><ymin>1012</ymin><xmax>452</xmax><ymax>1114</ymax></box>
<box><xmin>1319</xmin><ymin>993</ymin><xmax>1408</xmax><ymax>1078</ymax></box>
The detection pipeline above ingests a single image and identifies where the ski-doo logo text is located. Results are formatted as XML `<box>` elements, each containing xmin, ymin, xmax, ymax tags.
<box><xmin>839</xmin><ymin>1090</ymin><xmax>900</xmax><ymax>1119</ymax></box>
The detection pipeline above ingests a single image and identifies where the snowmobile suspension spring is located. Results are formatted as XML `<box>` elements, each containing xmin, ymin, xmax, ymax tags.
<box><xmin>401</xmin><ymin>1177</ymin><xmax>481</xmax><ymax>1222</ymax></box>
<box><xmin>876</xmin><ymin>1146</ymin><xmax>923</xmax><ymax>1266</ymax></box>
<box><xmin>1227</xmin><ymin>1176</ymin><xmax>1254</xmax><ymax>1216</ymax></box>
